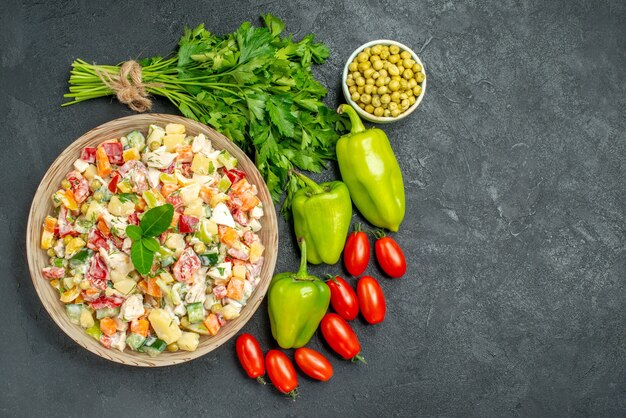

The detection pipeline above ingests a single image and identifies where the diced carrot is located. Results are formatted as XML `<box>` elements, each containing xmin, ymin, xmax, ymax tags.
<box><xmin>96</xmin><ymin>146</ymin><xmax>112</xmax><ymax>177</ymax></box>
<box><xmin>97</xmin><ymin>218</ymin><xmax>110</xmax><ymax>235</ymax></box>
<box><xmin>146</xmin><ymin>277</ymin><xmax>162</xmax><ymax>298</ymax></box>
<box><xmin>161</xmin><ymin>183</ymin><xmax>179</xmax><ymax>198</ymax></box>
<box><xmin>74</xmin><ymin>294</ymin><xmax>85</xmax><ymax>304</ymax></box>
<box><xmin>44</xmin><ymin>216</ymin><xmax>57</xmax><ymax>233</ymax></box>
<box><xmin>203</xmin><ymin>313</ymin><xmax>221</xmax><ymax>336</ymax></box>
<box><xmin>219</xmin><ymin>227</ymin><xmax>239</xmax><ymax>246</ymax></box>
<box><xmin>99</xmin><ymin>317</ymin><xmax>117</xmax><ymax>336</ymax></box>
<box><xmin>240</xmin><ymin>190</ymin><xmax>260</xmax><ymax>211</ymax></box>
<box><xmin>63</xmin><ymin>189</ymin><xmax>78</xmax><ymax>211</ymax></box>
<box><xmin>175</xmin><ymin>145</ymin><xmax>194</xmax><ymax>163</ymax></box>
<box><xmin>135</xmin><ymin>198</ymin><xmax>146</xmax><ymax>212</ymax></box>
<box><xmin>199</xmin><ymin>186</ymin><xmax>215</xmax><ymax>204</ymax></box>
<box><xmin>130</xmin><ymin>318</ymin><xmax>149</xmax><ymax>337</ymax></box>
<box><xmin>137</xmin><ymin>280</ymin><xmax>149</xmax><ymax>294</ymax></box>
<box><xmin>83</xmin><ymin>287</ymin><xmax>101</xmax><ymax>299</ymax></box>
<box><xmin>226</xmin><ymin>277</ymin><xmax>245</xmax><ymax>301</ymax></box>
<box><xmin>231</xmin><ymin>178</ymin><xmax>252</xmax><ymax>194</ymax></box>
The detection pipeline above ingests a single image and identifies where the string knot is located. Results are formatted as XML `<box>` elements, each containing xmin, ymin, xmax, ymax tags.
<box><xmin>96</xmin><ymin>60</ymin><xmax>153</xmax><ymax>112</ymax></box>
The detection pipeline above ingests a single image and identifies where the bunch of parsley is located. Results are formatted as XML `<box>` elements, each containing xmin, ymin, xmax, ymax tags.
<box><xmin>64</xmin><ymin>14</ymin><xmax>347</xmax><ymax>211</ymax></box>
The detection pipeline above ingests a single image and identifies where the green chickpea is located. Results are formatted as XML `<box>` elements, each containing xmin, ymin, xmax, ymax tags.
<box><xmin>346</xmin><ymin>77</ymin><xmax>355</xmax><ymax>86</ymax></box>
<box><xmin>355</xmin><ymin>77</ymin><xmax>365</xmax><ymax>86</ymax></box>
<box><xmin>385</xmin><ymin>76</ymin><xmax>391</xmax><ymax>85</ymax></box>
<box><xmin>167</xmin><ymin>343</ymin><xmax>179</xmax><ymax>352</ymax></box>
<box><xmin>357</xmin><ymin>86</ymin><xmax>364</xmax><ymax>94</ymax></box>
<box><xmin>380</xmin><ymin>49</ymin><xmax>390</xmax><ymax>59</ymax></box>
<box><xmin>390</xmin><ymin>91</ymin><xmax>401</xmax><ymax>102</ymax></box>
<box><xmin>406</xmin><ymin>89</ymin><xmax>414</xmax><ymax>97</ymax></box>
<box><xmin>364</xmin><ymin>47</ymin><xmax>372</xmax><ymax>55</ymax></box>
<box><xmin>399</xmin><ymin>79</ymin><xmax>408</xmax><ymax>90</ymax></box>
<box><xmin>400</xmin><ymin>50</ymin><xmax>411</xmax><ymax>60</ymax></box>
<box><xmin>357</xmin><ymin>52</ymin><xmax>369</xmax><ymax>63</ymax></box>
<box><xmin>193</xmin><ymin>242</ymin><xmax>207</xmax><ymax>254</ymax></box>
<box><xmin>408</xmin><ymin>79</ymin><xmax>417</xmax><ymax>89</ymax></box>
<box><xmin>371</xmin><ymin>71</ymin><xmax>380</xmax><ymax>79</ymax></box>
<box><xmin>372</xmin><ymin>86</ymin><xmax>378</xmax><ymax>95</ymax></box>
<box><xmin>363</xmin><ymin>68</ymin><xmax>375</xmax><ymax>79</ymax></box>
<box><xmin>365</xmin><ymin>78</ymin><xmax>375</xmax><ymax>85</ymax></box>
<box><xmin>415</xmin><ymin>72</ymin><xmax>425</xmax><ymax>82</ymax></box>
<box><xmin>381</xmin><ymin>94</ymin><xmax>391</xmax><ymax>104</ymax></box>
<box><xmin>374</xmin><ymin>107</ymin><xmax>384</xmax><ymax>117</ymax></box>
<box><xmin>372</xmin><ymin>60</ymin><xmax>384</xmax><ymax>71</ymax></box>
<box><xmin>351</xmin><ymin>92</ymin><xmax>361</xmax><ymax>102</ymax></box>
<box><xmin>387</xmin><ymin>64</ymin><xmax>400</xmax><ymax>76</ymax></box>
<box><xmin>371</xmin><ymin>45</ymin><xmax>382</xmax><ymax>55</ymax></box>
<box><xmin>388</xmin><ymin>102</ymin><xmax>399</xmax><ymax>111</ymax></box>
<box><xmin>397</xmin><ymin>65</ymin><xmax>404</xmax><ymax>75</ymax></box>
<box><xmin>369</xmin><ymin>54</ymin><xmax>380</xmax><ymax>62</ymax></box>
<box><xmin>372</xmin><ymin>95</ymin><xmax>382</xmax><ymax>107</ymax></box>
<box><xmin>357</xmin><ymin>102</ymin><xmax>366</xmax><ymax>109</ymax></box>
<box><xmin>391</xmin><ymin>109</ymin><xmax>401</xmax><ymax>117</ymax></box>
<box><xmin>375</xmin><ymin>78</ymin><xmax>385</xmax><ymax>87</ymax></box>
<box><xmin>349</xmin><ymin>61</ymin><xmax>358</xmax><ymax>72</ymax></box>
<box><xmin>384</xmin><ymin>109</ymin><xmax>391</xmax><ymax>117</ymax></box>
<box><xmin>412</xmin><ymin>63</ymin><xmax>422</xmax><ymax>73</ymax></box>
<box><xmin>403</xmin><ymin>69</ymin><xmax>414</xmax><ymax>80</ymax></box>
<box><xmin>388</xmin><ymin>79</ymin><xmax>400</xmax><ymax>92</ymax></box>
<box><xmin>352</xmin><ymin>71</ymin><xmax>361</xmax><ymax>79</ymax></box>
<box><xmin>378</xmin><ymin>69</ymin><xmax>388</xmax><ymax>78</ymax></box>
<box><xmin>47</xmin><ymin>248</ymin><xmax>56</xmax><ymax>257</ymax></box>
<box><xmin>80</xmin><ymin>203</ymin><xmax>89</xmax><ymax>215</ymax></box>
<box><xmin>365</xmin><ymin>104</ymin><xmax>375</xmax><ymax>114</ymax></box>
<box><xmin>391</xmin><ymin>75</ymin><xmax>402</xmax><ymax>82</ymax></box>
<box><xmin>413</xmin><ymin>85</ymin><xmax>422</xmax><ymax>96</ymax></box>
<box><xmin>403</xmin><ymin>58</ymin><xmax>415</xmax><ymax>69</ymax></box>
<box><xmin>61</xmin><ymin>179</ymin><xmax>71</xmax><ymax>190</ymax></box>
<box><xmin>364</xmin><ymin>84</ymin><xmax>374</xmax><ymax>94</ymax></box>
<box><xmin>358</xmin><ymin>61</ymin><xmax>371</xmax><ymax>72</ymax></box>
<box><xmin>149</xmin><ymin>140</ymin><xmax>161</xmax><ymax>151</ymax></box>
<box><xmin>388</xmin><ymin>54</ymin><xmax>400</xmax><ymax>64</ymax></box>
<box><xmin>389</xmin><ymin>45</ymin><xmax>400</xmax><ymax>54</ymax></box>
<box><xmin>409</xmin><ymin>96</ymin><xmax>416</xmax><ymax>105</ymax></box>
<box><xmin>401</xmin><ymin>99</ymin><xmax>410</xmax><ymax>109</ymax></box>
<box><xmin>399</xmin><ymin>92</ymin><xmax>408</xmax><ymax>100</ymax></box>
<box><xmin>377</xmin><ymin>85</ymin><xmax>388</xmax><ymax>95</ymax></box>
<box><xmin>349</xmin><ymin>85</ymin><xmax>357</xmax><ymax>94</ymax></box>
<box><xmin>360</xmin><ymin>94</ymin><xmax>372</xmax><ymax>104</ymax></box>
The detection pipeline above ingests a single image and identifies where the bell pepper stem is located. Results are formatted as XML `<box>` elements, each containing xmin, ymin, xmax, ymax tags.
<box><xmin>338</xmin><ymin>104</ymin><xmax>366</xmax><ymax>134</ymax></box>
<box><xmin>256</xmin><ymin>376</ymin><xmax>266</xmax><ymax>385</ymax></box>
<box><xmin>293</xmin><ymin>171</ymin><xmax>325</xmax><ymax>195</ymax></box>
<box><xmin>295</xmin><ymin>239</ymin><xmax>310</xmax><ymax>279</ymax></box>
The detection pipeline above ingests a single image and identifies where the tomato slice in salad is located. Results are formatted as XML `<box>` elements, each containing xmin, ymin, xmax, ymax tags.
<box><xmin>86</xmin><ymin>254</ymin><xmax>109</xmax><ymax>290</ymax></box>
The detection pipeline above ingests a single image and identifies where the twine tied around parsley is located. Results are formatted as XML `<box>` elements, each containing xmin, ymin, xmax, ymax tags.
<box><xmin>95</xmin><ymin>60</ymin><xmax>159</xmax><ymax>112</ymax></box>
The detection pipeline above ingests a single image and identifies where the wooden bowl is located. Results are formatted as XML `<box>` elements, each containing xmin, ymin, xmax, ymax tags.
<box><xmin>26</xmin><ymin>114</ymin><xmax>278</xmax><ymax>367</ymax></box>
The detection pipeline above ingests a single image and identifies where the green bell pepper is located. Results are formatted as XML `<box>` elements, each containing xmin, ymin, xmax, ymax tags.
<box><xmin>292</xmin><ymin>172</ymin><xmax>352</xmax><ymax>265</ymax></box>
<box><xmin>336</xmin><ymin>104</ymin><xmax>406</xmax><ymax>232</ymax></box>
<box><xmin>268</xmin><ymin>239</ymin><xmax>331</xmax><ymax>349</ymax></box>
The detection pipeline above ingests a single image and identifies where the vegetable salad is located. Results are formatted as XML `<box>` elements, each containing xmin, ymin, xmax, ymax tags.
<box><xmin>40</xmin><ymin>123</ymin><xmax>265</xmax><ymax>356</ymax></box>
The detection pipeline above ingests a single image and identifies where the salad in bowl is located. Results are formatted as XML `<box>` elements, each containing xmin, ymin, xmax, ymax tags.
<box><xmin>39</xmin><ymin>122</ymin><xmax>266</xmax><ymax>357</ymax></box>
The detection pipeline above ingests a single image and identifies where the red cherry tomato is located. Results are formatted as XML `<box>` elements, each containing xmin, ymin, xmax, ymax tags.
<box><xmin>374</xmin><ymin>231</ymin><xmax>406</xmax><ymax>278</ymax></box>
<box><xmin>320</xmin><ymin>313</ymin><xmax>365</xmax><ymax>363</ymax></box>
<box><xmin>357</xmin><ymin>276</ymin><xmax>386</xmax><ymax>324</ymax></box>
<box><xmin>236</xmin><ymin>334</ymin><xmax>265</xmax><ymax>383</ymax></box>
<box><xmin>294</xmin><ymin>347</ymin><xmax>334</xmax><ymax>381</ymax></box>
<box><xmin>327</xmin><ymin>276</ymin><xmax>359</xmax><ymax>321</ymax></box>
<box><xmin>343</xmin><ymin>223</ymin><xmax>370</xmax><ymax>276</ymax></box>
<box><xmin>265</xmin><ymin>350</ymin><xmax>298</xmax><ymax>398</ymax></box>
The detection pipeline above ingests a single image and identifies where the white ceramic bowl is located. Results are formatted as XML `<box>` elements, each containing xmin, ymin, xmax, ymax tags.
<box><xmin>342</xmin><ymin>39</ymin><xmax>427</xmax><ymax>124</ymax></box>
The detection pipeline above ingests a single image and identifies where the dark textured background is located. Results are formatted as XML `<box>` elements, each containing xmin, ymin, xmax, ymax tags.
<box><xmin>1</xmin><ymin>0</ymin><xmax>625</xmax><ymax>416</ymax></box>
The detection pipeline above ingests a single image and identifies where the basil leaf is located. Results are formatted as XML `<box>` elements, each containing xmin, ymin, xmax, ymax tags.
<box><xmin>140</xmin><ymin>204</ymin><xmax>174</xmax><ymax>237</ymax></box>
<box><xmin>126</xmin><ymin>225</ymin><xmax>143</xmax><ymax>241</ymax></box>
<box><xmin>130</xmin><ymin>241</ymin><xmax>154</xmax><ymax>275</ymax></box>
<box><xmin>141</xmin><ymin>237</ymin><xmax>161</xmax><ymax>252</ymax></box>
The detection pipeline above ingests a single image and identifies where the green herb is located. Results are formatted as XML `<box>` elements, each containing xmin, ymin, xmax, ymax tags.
<box><xmin>199</xmin><ymin>252</ymin><xmax>219</xmax><ymax>266</ymax></box>
<box><xmin>63</xmin><ymin>14</ymin><xmax>347</xmax><ymax>207</ymax></box>
<box><xmin>126</xmin><ymin>204</ymin><xmax>174</xmax><ymax>274</ymax></box>
<box><xmin>118</xmin><ymin>193</ymin><xmax>138</xmax><ymax>203</ymax></box>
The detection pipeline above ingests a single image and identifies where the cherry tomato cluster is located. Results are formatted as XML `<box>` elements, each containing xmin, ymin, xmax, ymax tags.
<box><xmin>236</xmin><ymin>333</ymin><xmax>333</xmax><ymax>399</ymax></box>
<box><xmin>235</xmin><ymin>225</ymin><xmax>406</xmax><ymax>399</ymax></box>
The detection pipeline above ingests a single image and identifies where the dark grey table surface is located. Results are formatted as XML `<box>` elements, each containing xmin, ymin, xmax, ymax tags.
<box><xmin>1</xmin><ymin>0</ymin><xmax>625</xmax><ymax>416</ymax></box>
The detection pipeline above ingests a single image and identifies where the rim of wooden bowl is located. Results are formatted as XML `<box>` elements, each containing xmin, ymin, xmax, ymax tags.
<box><xmin>26</xmin><ymin>114</ymin><xmax>278</xmax><ymax>367</ymax></box>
